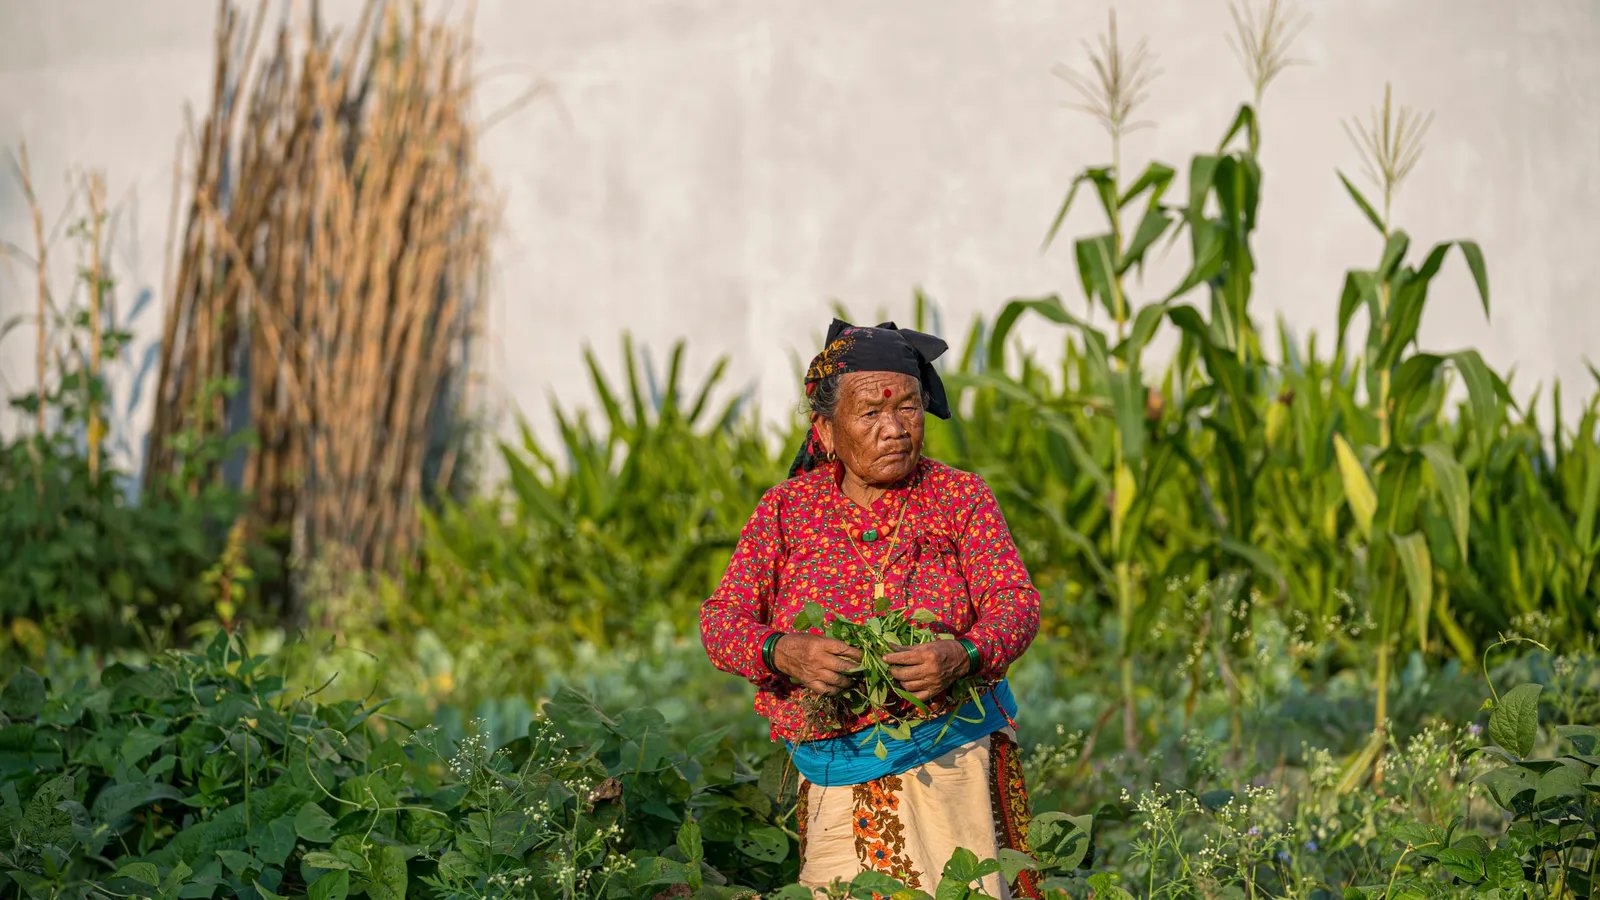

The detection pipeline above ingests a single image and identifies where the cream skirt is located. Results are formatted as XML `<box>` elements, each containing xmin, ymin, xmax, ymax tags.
<box><xmin>795</xmin><ymin>729</ymin><xmax>1040</xmax><ymax>898</ymax></box>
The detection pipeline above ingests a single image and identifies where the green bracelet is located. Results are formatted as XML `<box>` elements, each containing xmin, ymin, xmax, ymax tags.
<box><xmin>760</xmin><ymin>632</ymin><xmax>784</xmax><ymax>675</ymax></box>
<box><xmin>957</xmin><ymin>637</ymin><xmax>982</xmax><ymax>675</ymax></box>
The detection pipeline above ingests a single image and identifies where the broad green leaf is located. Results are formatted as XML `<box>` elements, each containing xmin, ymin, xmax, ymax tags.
<box><xmin>1334</xmin><ymin>434</ymin><xmax>1377</xmax><ymax>540</ymax></box>
<box><xmin>849</xmin><ymin>870</ymin><xmax>914</xmax><ymax>896</ymax></box>
<box><xmin>1534</xmin><ymin>765</ymin><xmax>1584</xmax><ymax>805</ymax></box>
<box><xmin>1451</xmin><ymin>350</ymin><xmax>1507</xmax><ymax>452</ymax></box>
<box><xmin>119</xmin><ymin>727</ymin><xmax>170</xmax><ymax>767</ymax></box>
<box><xmin>1118</xmin><ymin>208</ymin><xmax>1173</xmax><ymax>275</ymax></box>
<box><xmin>940</xmin><ymin>846</ymin><xmax>1000</xmax><ymax>886</ymax></box>
<box><xmin>1075</xmin><ymin>234</ymin><xmax>1121</xmax><ymax>321</ymax></box>
<box><xmin>1420</xmin><ymin>443</ymin><xmax>1471</xmax><ymax>561</ymax></box>
<box><xmin>251</xmin><ymin>816</ymin><xmax>298</xmax><ymax>868</ymax></box>
<box><xmin>1336</xmin><ymin>270</ymin><xmax>1379</xmax><ymax>349</ymax></box>
<box><xmin>1112</xmin><ymin>462</ymin><xmax>1136</xmax><ymax>530</ymax></box>
<box><xmin>216</xmin><ymin>850</ymin><xmax>259</xmax><ymax>875</ymax></box>
<box><xmin>1119</xmin><ymin>161</ymin><xmax>1176</xmax><ymax>208</ymax></box>
<box><xmin>1377</xmin><ymin>230</ymin><xmax>1411</xmax><ymax>279</ymax></box>
<box><xmin>302</xmin><ymin>852</ymin><xmax>354</xmax><ymax>871</ymax></box>
<box><xmin>998</xmin><ymin>848</ymin><xmax>1038</xmax><ymax>884</ymax></box>
<box><xmin>1391</xmin><ymin>353</ymin><xmax>1445</xmax><ymax>408</ymax></box>
<box><xmin>22</xmin><ymin>773</ymin><xmax>74</xmax><ymax>847</ymax></box>
<box><xmin>366</xmin><ymin>845</ymin><xmax>407</xmax><ymax>900</ymax></box>
<box><xmin>160</xmin><ymin>861</ymin><xmax>193</xmax><ymax>895</ymax></box>
<box><xmin>92</xmin><ymin>781</ymin><xmax>184</xmax><ymax>824</ymax></box>
<box><xmin>1435</xmin><ymin>847</ymin><xmax>1484</xmax><ymax>883</ymax></box>
<box><xmin>1575</xmin><ymin>442</ymin><xmax>1600</xmax><ymax>555</ymax></box>
<box><xmin>0</xmin><ymin>668</ymin><xmax>45</xmax><ymax>719</ymax></box>
<box><xmin>1166</xmin><ymin>219</ymin><xmax>1227</xmax><ymax>300</ymax></box>
<box><xmin>308</xmin><ymin>869</ymin><xmax>350</xmax><ymax>900</ymax></box>
<box><xmin>1474</xmin><ymin>766</ymin><xmax>1535</xmax><ymax>809</ymax></box>
<box><xmin>985</xmin><ymin>294</ymin><xmax>1090</xmax><ymax>371</ymax></box>
<box><xmin>676</xmin><ymin>818</ymin><xmax>704</xmax><ymax>864</ymax></box>
<box><xmin>630</xmin><ymin>856</ymin><xmax>697</xmax><ymax>889</ymax></box>
<box><xmin>1484</xmin><ymin>848</ymin><xmax>1522</xmax><ymax>890</ymax></box>
<box><xmin>1086</xmin><ymin>872</ymin><xmax>1137</xmax><ymax>900</ymax></box>
<box><xmin>1488</xmin><ymin>683</ymin><xmax>1543</xmax><ymax>758</ymax></box>
<box><xmin>113</xmin><ymin>862</ymin><xmax>161</xmax><ymax>887</ymax></box>
<box><xmin>1391</xmin><ymin>532</ymin><xmax>1433</xmax><ymax>650</ymax></box>
<box><xmin>733</xmin><ymin>826</ymin><xmax>789</xmax><ymax>862</ymax></box>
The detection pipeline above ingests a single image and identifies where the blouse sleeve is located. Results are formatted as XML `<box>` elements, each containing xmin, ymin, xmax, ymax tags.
<box><xmin>956</xmin><ymin>477</ymin><xmax>1041</xmax><ymax>679</ymax></box>
<box><xmin>699</xmin><ymin>489</ymin><xmax>785</xmax><ymax>687</ymax></box>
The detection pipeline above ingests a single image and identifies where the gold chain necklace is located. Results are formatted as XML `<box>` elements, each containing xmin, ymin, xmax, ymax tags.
<box><xmin>843</xmin><ymin>493</ymin><xmax>911</xmax><ymax>601</ymax></box>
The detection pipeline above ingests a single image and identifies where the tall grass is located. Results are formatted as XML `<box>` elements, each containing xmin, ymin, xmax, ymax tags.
<box><xmin>143</xmin><ymin>0</ymin><xmax>493</xmax><ymax>620</ymax></box>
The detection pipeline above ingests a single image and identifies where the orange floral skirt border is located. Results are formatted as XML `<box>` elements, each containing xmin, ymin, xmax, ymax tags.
<box><xmin>795</xmin><ymin>730</ymin><xmax>1041</xmax><ymax>898</ymax></box>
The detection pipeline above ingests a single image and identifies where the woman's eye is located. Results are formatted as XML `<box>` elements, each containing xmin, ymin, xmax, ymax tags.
<box><xmin>862</xmin><ymin>410</ymin><xmax>879</xmax><ymax>419</ymax></box>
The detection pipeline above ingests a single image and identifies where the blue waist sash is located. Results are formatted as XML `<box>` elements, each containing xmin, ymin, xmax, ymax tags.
<box><xmin>785</xmin><ymin>679</ymin><xmax>1017</xmax><ymax>787</ymax></box>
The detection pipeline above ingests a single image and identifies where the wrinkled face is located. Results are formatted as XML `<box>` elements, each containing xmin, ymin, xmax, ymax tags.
<box><xmin>816</xmin><ymin>371</ymin><xmax>924</xmax><ymax>486</ymax></box>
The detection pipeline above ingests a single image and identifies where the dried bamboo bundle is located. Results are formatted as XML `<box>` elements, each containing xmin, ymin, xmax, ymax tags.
<box><xmin>144</xmin><ymin>0</ymin><xmax>489</xmax><ymax>618</ymax></box>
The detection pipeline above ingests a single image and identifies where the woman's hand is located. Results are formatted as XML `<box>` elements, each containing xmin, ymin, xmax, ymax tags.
<box><xmin>773</xmin><ymin>634</ymin><xmax>863</xmax><ymax>695</ymax></box>
<box><xmin>882</xmin><ymin>640</ymin><xmax>970</xmax><ymax>703</ymax></box>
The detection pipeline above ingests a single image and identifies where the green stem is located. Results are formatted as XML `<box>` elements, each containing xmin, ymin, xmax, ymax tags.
<box><xmin>1111</xmin><ymin>130</ymin><xmax>1128</xmax><ymax>338</ymax></box>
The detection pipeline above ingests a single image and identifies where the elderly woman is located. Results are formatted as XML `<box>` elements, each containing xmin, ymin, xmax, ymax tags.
<box><xmin>700</xmin><ymin>319</ymin><xmax>1042</xmax><ymax>896</ymax></box>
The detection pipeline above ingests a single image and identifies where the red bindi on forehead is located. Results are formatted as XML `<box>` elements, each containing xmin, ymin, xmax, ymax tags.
<box><xmin>883</xmin><ymin>389</ymin><xmax>892</xmax><ymax>398</ymax></box>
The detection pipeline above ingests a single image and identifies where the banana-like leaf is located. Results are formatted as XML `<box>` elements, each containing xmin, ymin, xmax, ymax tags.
<box><xmin>1119</xmin><ymin>208</ymin><xmax>1175</xmax><ymax>277</ymax></box>
<box><xmin>1419</xmin><ymin>442</ymin><xmax>1471</xmax><ymax>563</ymax></box>
<box><xmin>1392</xmin><ymin>531</ymin><xmax>1434</xmax><ymax>652</ymax></box>
<box><xmin>1334</xmin><ymin>434</ymin><xmax>1377</xmax><ymax>540</ymax></box>
<box><xmin>1377</xmin><ymin>231</ymin><xmax>1411</xmax><ymax>280</ymax></box>
<box><xmin>1451</xmin><ymin>350</ymin><xmax>1511</xmax><ymax>453</ymax></box>
<box><xmin>1075</xmin><ymin>234</ymin><xmax>1121</xmax><ymax>322</ymax></box>
<box><xmin>1119</xmin><ymin>162</ymin><xmax>1176</xmax><ymax>209</ymax></box>
<box><xmin>1336</xmin><ymin>270</ymin><xmax>1379</xmax><ymax>349</ymax></box>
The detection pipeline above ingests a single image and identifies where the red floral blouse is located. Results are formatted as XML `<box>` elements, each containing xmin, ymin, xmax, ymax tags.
<box><xmin>699</xmin><ymin>457</ymin><xmax>1040</xmax><ymax>743</ymax></box>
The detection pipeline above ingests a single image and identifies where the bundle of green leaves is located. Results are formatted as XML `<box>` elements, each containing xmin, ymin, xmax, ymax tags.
<box><xmin>790</xmin><ymin>600</ymin><xmax>986</xmax><ymax>759</ymax></box>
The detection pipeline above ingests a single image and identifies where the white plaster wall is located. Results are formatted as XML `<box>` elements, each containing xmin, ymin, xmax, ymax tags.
<box><xmin>2</xmin><ymin>1</ymin><xmax>1597</xmax><ymax>474</ymax></box>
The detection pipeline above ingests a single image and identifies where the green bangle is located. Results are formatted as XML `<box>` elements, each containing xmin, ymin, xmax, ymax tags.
<box><xmin>957</xmin><ymin>637</ymin><xmax>982</xmax><ymax>676</ymax></box>
<box><xmin>761</xmin><ymin>632</ymin><xmax>784</xmax><ymax>675</ymax></box>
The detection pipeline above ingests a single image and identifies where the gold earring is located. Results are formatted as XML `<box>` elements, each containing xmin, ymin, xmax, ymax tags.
<box><xmin>826</xmin><ymin>450</ymin><xmax>837</xmax><ymax>462</ymax></box>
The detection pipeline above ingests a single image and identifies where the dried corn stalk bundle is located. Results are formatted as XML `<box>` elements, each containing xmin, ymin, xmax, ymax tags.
<box><xmin>145</xmin><ymin>0</ymin><xmax>489</xmax><ymax>615</ymax></box>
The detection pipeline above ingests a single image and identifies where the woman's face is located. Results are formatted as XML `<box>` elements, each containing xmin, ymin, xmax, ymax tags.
<box><xmin>817</xmin><ymin>371</ymin><xmax>925</xmax><ymax>486</ymax></box>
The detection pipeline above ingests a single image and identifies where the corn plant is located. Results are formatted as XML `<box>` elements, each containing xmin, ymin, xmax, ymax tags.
<box><xmin>1329</xmin><ymin>82</ymin><xmax>1494</xmax><ymax>785</ymax></box>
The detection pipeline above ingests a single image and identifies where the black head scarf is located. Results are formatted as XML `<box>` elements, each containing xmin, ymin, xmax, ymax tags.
<box><xmin>787</xmin><ymin>318</ymin><xmax>951</xmax><ymax>478</ymax></box>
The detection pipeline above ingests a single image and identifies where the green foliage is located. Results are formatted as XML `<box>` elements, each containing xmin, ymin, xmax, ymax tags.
<box><xmin>3</xmin><ymin>611</ymin><xmax>1596</xmax><ymax>898</ymax></box>
<box><xmin>393</xmin><ymin>337</ymin><xmax>786</xmax><ymax>688</ymax></box>
<box><xmin>0</xmin><ymin>214</ymin><xmax>257</xmax><ymax>653</ymax></box>
<box><xmin>0</xmin><ymin>433</ymin><xmax>248</xmax><ymax>652</ymax></box>
<box><xmin>381</xmin><ymin>96</ymin><xmax>1600</xmax><ymax>737</ymax></box>
<box><xmin>790</xmin><ymin>601</ymin><xmax>984</xmax><ymax>757</ymax></box>
<box><xmin>0</xmin><ymin>635</ymin><xmax>801</xmax><ymax>898</ymax></box>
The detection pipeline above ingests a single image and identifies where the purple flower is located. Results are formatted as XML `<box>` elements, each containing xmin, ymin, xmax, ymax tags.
<box><xmin>1248</xmin><ymin>826</ymin><xmax>1261</xmax><ymax>837</ymax></box>
<box><xmin>1277</xmin><ymin>850</ymin><xmax>1291</xmax><ymax>863</ymax></box>
<box><xmin>1467</xmin><ymin>723</ymin><xmax>1483</xmax><ymax>738</ymax></box>
<box><xmin>1305</xmin><ymin>839</ymin><xmax>1319</xmax><ymax>852</ymax></box>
